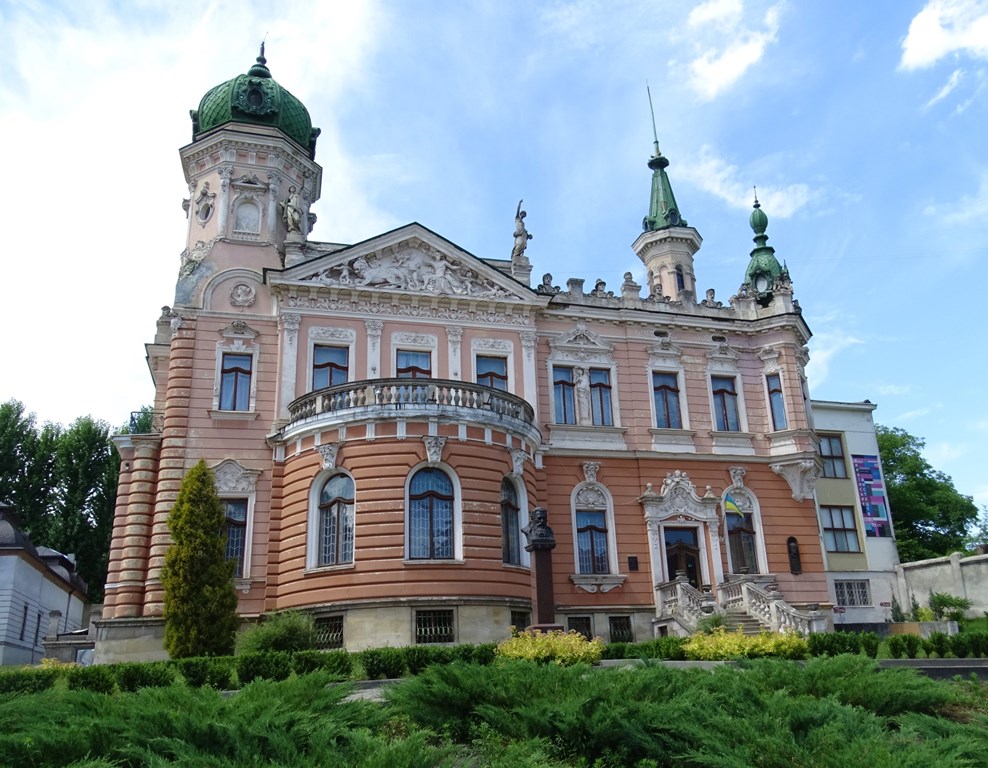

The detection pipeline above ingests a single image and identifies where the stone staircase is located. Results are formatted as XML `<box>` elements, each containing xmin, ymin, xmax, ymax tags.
<box><xmin>722</xmin><ymin>608</ymin><xmax>764</xmax><ymax>636</ymax></box>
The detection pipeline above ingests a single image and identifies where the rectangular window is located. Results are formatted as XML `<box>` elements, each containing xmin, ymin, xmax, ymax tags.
<box><xmin>501</xmin><ymin>480</ymin><xmax>521</xmax><ymax>565</ymax></box>
<box><xmin>568</xmin><ymin>616</ymin><xmax>592</xmax><ymax>640</ymax></box>
<box><xmin>834</xmin><ymin>580</ymin><xmax>871</xmax><ymax>607</ymax></box>
<box><xmin>608</xmin><ymin>616</ymin><xmax>634</xmax><ymax>643</ymax></box>
<box><xmin>396</xmin><ymin>350</ymin><xmax>432</xmax><ymax>378</ymax></box>
<box><xmin>821</xmin><ymin>506</ymin><xmax>861</xmax><ymax>552</ymax></box>
<box><xmin>576</xmin><ymin>510</ymin><xmax>610</xmax><ymax>574</ymax></box>
<box><xmin>510</xmin><ymin>610</ymin><xmax>531</xmax><ymax>630</ymax></box>
<box><xmin>34</xmin><ymin>612</ymin><xmax>42</xmax><ymax>645</ymax></box>
<box><xmin>766</xmin><ymin>373</ymin><xmax>787</xmax><ymax>430</ymax></box>
<box><xmin>415</xmin><ymin>609</ymin><xmax>455</xmax><ymax>644</ymax></box>
<box><xmin>314</xmin><ymin>615</ymin><xmax>345</xmax><ymax>649</ymax></box>
<box><xmin>589</xmin><ymin>368</ymin><xmax>613</xmax><ymax>426</ymax></box>
<box><xmin>819</xmin><ymin>435</ymin><xmax>848</xmax><ymax>479</ymax></box>
<box><xmin>652</xmin><ymin>371</ymin><xmax>683</xmax><ymax>429</ymax></box>
<box><xmin>219</xmin><ymin>353</ymin><xmax>252</xmax><ymax>411</ymax></box>
<box><xmin>553</xmin><ymin>366</ymin><xmax>576</xmax><ymax>424</ymax></box>
<box><xmin>711</xmin><ymin>375</ymin><xmax>740</xmax><ymax>432</ymax></box>
<box><xmin>19</xmin><ymin>604</ymin><xmax>28</xmax><ymax>641</ymax></box>
<box><xmin>476</xmin><ymin>355</ymin><xmax>508</xmax><ymax>391</ymax></box>
<box><xmin>313</xmin><ymin>345</ymin><xmax>349</xmax><ymax>389</ymax></box>
<box><xmin>224</xmin><ymin>498</ymin><xmax>248</xmax><ymax>576</ymax></box>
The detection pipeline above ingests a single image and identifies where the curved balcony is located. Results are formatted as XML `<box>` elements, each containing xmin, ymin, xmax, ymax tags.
<box><xmin>284</xmin><ymin>378</ymin><xmax>541</xmax><ymax>443</ymax></box>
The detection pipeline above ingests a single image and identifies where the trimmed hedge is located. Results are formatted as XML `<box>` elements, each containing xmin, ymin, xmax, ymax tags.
<box><xmin>66</xmin><ymin>664</ymin><xmax>116</xmax><ymax>694</ymax></box>
<box><xmin>0</xmin><ymin>667</ymin><xmax>61</xmax><ymax>695</ymax></box>
<box><xmin>235</xmin><ymin>651</ymin><xmax>293</xmax><ymax>684</ymax></box>
<box><xmin>360</xmin><ymin>647</ymin><xmax>406</xmax><ymax>679</ymax></box>
<box><xmin>113</xmin><ymin>661</ymin><xmax>175</xmax><ymax>692</ymax></box>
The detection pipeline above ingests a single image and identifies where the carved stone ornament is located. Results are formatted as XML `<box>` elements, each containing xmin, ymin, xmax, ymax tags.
<box><xmin>423</xmin><ymin>436</ymin><xmax>447</xmax><ymax>465</ymax></box>
<box><xmin>510</xmin><ymin>448</ymin><xmax>529</xmax><ymax>478</ymax></box>
<box><xmin>728</xmin><ymin>466</ymin><xmax>746</xmax><ymax>487</ymax></box>
<box><xmin>194</xmin><ymin>182</ymin><xmax>216</xmax><ymax>226</ymax></box>
<box><xmin>393</xmin><ymin>331</ymin><xmax>437</xmax><ymax>347</ymax></box>
<box><xmin>445</xmin><ymin>326</ymin><xmax>463</xmax><ymax>342</ymax></box>
<box><xmin>280</xmin><ymin>313</ymin><xmax>301</xmax><ymax>345</ymax></box>
<box><xmin>301</xmin><ymin>243</ymin><xmax>514</xmax><ymax>299</ymax></box>
<box><xmin>549</xmin><ymin>322</ymin><xmax>614</xmax><ymax>365</ymax></box>
<box><xmin>179</xmin><ymin>239</ymin><xmax>215</xmax><ymax>278</ymax></box>
<box><xmin>639</xmin><ymin>470</ymin><xmax>720</xmax><ymax>524</ymax></box>
<box><xmin>318</xmin><ymin>443</ymin><xmax>341</xmax><ymax>470</ymax></box>
<box><xmin>212</xmin><ymin>459</ymin><xmax>260</xmax><ymax>494</ymax></box>
<box><xmin>771</xmin><ymin>460</ymin><xmax>819</xmax><ymax>501</ymax></box>
<box><xmin>473</xmin><ymin>337</ymin><xmax>512</xmax><ymax>351</ymax></box>
<box><xmin>520</xmin><ymin>332</ymin><xmax>537</xmax><ymax>360</ymax></box>
<box><xmin>230</xmin><ymin>283</ymin><xmax>257</xmax><ymax>307</ymax></box>
<box><xmin>582</xmin><ymin>461</ymin><xmax>600</xmax><ymax>483</ymax></box>
<box><xmin>284</xmin><ymin>295</ymin><xmax>532</xmax><ymax>326</ymax></box>
<box><xmin>309</xmin><ymin>326</ymin><xmax>356</xmax><ymax>342</ymax></box>
<box><xmin>575</xmin><ymin>484</ymin><xmax>607</xmax><ymax>509</ymax></box>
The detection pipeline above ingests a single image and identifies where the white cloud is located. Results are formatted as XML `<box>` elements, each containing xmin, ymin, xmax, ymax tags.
<box><xmin>900</xmin><ymin>0</ymin><xmax>988</xmax><ymax>70</ymax></box>
<box><xmin>926</xmin><ymin>440</ymin><xmax>968</xmax><ymax>466</ymax></box>
<box><xmin>893</xmin><ymin>407</ymin><xmax>939</xmax><ymax>421</ymax></box>
<box><xmin>677</xmin><ymin>146</ymin><xmax>816</xmax><ymax>218</ymax></box>
<box><xmin>877</xmin><ymin>384</ymin><xmax>911</xmax><ymax>396</ymax></box>
<box><xmin>923</xmin><ymin>171</ymin><xmax>988</xmax><ymax>224</ymax></box>
<box><xmin>686</xmin><ymin>3</ymin><xmax>782</xmax><ymax>100</ymax></box>
<box><xmin>805</xmin><ymin>329</ymin><xmax>865</xmax><ymax>388</ymax></box>
<box><xmin>924</xmin><ymin>67</ymin><xmax>965</xmax><ymax>107</ymax></box>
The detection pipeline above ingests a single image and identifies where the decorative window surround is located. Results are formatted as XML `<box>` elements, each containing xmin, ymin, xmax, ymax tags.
<box><xmin>392</xmin><ymin>331</ymin><xmax>438</xmax><ymax>378</ymax></box>
<box><xmin>404</xmin><ymin>462</ymin><xmax>464</xmax><ymax>562</ymax></box>
<box><xmin>212</xmin><ymin>321</ymin><xmax>260</xmax><ymax>414</ymax></box>
<box><xmin>721</xmin><ymin>466</ymin><xmax>768</xmax><ymax>575</ymax></box>
<box><xmin>212</xmin><ymin>459</ymin><xmax>260</xmax><ymax>584</ymax></box>
<box><xmin>648</xmin><ymin>428</ymin><xmax>697</xmax><ymax>453</ymax></box>
<box><xmin>307</xmin><ymin>326</ymin><xmax>357</xmax><ymax>390</ymax></box>
<box><xmin>710</xmin><ymin>430</ymin><xmax>756</xmax><ymax>456</ymax></box>
<box><xmin>706</xmin><ymin>341</ymin><xmax>749</xmax><ymax>435</ymax></box>
<box><xmin>570</xmin><ymin>463</ymin><xmax>625</xmax><ymax>594</ymax></box>
<box><xmin>471</xmin><ymin>337</ymin><xmax>516</xmax><ymax>393</ymax></box>
<box><xmin>306</xmin><ymin>470</ymin><xmax>356</xmax><ymax>572</ymax></box>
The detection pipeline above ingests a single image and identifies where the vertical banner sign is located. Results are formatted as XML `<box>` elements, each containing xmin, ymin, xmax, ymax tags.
<box><xmin>852</xmin><ymin>455</ymin><xmax>890</xmax><ymax>537</ymax></box>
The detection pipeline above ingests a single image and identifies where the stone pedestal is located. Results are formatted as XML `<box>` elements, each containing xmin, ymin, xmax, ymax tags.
<box><xmin>522</xmin><ymin>506</ymin><xmax>557</xmax><ymax>627</ymax></box>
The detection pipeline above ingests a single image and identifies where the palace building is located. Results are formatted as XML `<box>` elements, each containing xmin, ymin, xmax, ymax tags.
<box><xmin>96</xmin><ymin>51</ymin><xmax>897</xmax><ymax>660</ymax></box>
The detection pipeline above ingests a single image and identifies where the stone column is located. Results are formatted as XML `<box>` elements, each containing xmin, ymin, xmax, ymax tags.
<box><xmin>278</xmin><ymin>313</ymin><xmax>301</xmax><ymax>421</ymax></box>
<box><xmin>365</xmin><ymin>320</ymin><xmax>383</xmax><ymax>378</ymax></box>
<box><xmin>446</xmin><ymin>326</ymin><xmax>462</xmax><ymax>380</ymax></box>
<box><xmin>520</xmin><ymin>331</ymin><xmax>538</xmax><ymax>422</ymax></box>
<box><xmin>143</xmin><ymin>318</ymin><xmax>196</xmax><ymax>616</ymax></box>
<box><xmin>522</xmin><ymin>507</ymin><xmax>561</xmax><ymax>629</ymax></box>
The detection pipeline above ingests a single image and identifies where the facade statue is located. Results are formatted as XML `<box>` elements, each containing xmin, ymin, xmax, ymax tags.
<box><xmin>536</xmin><ymin>272</ymin><xmax>560</xmax><ymax>295</ymax></box>
<box><xmin>281</xmin><ymin>185</ymin><xmax>303</xmax><ymax>233</ymax></box>
<box><xmin>575</xmin><ymin>366</ymin><xmax>592</xmax><ymax>425</ymax></box>
<box><xmin>512</xmin><ymin>199</ymin><xmax>533</xmax><ymax>260</ymax></box>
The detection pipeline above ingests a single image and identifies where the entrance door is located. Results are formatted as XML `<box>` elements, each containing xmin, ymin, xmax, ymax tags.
<box><xmin>664</xmin><ymin>527</ymin><xmax>700</xmax><ymax>588</ymax></box>
<box><xmin>726</xmin><ymin>513</ymin><xmax>759</xmax><ymax>574</ymax></box>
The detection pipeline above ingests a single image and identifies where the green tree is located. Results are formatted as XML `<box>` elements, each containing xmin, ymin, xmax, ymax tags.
<box><xmin>162</xmin><ymin>460</ymin><xmax>239</xmax><ymax>658</ymax></box>
<box><xmin>0</xmin><ymin>400</ymin><xmax>61</xmax><ymax>538</ymax></box>
<box><xmin>876</xmin><ymin>425</ymin><xmax>977</xmax><ymax>562</ymax></box>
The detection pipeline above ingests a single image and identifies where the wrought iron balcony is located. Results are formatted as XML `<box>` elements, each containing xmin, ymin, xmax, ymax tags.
<box><xmin>285</xmin><ymin>378</ymin><xmax>539</xmax><ymax>441</ymax></box>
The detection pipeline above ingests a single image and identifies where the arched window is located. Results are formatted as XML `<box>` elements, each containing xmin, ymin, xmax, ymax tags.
<box><xmin>408</xmin><ymin>468</ymin><xmax>454</xmax><ymax>559</ymax></box>
<box><xmin>675</xmin><ymin>265</ymin><xmax>686</xmax><ymax>293</ymax></box>
<box><xmin>501</xmin><ymin>478</ymin><xmax>521</xmax><ymax>565</ymax></box>
<box><xmin>318</xmin><ymin>475</ymin><xmax>355</xmax><ymax>566</ymax></box>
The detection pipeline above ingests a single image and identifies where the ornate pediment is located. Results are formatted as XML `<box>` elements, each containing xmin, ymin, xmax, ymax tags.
<box><xmin>639</xmin><ymin>470</ymin><xmax>719</xmax><ymax>524</ymax></box>
<box><xmin>548</xmin><ymin>323</ymin><xmax>614</xmax><ymax>365</ymax></box>
<box><xmin>282</xmin><ymin>226</ymin><xmax>535</xmax><ymax>301</ymax></box>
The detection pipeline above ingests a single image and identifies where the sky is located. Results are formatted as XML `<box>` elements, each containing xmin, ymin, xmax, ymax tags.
<box><xmin>1</xmin><ymin>0</ymin><xmax>986</xmax><ymax>509</ymax></box>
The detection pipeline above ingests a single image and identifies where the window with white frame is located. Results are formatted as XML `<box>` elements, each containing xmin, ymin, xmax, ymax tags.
<box><xmin>397</xmin><ymin>350</ymin><xmax>432</xmax><ymax>378</ymax></box>
<box><xmin>589</xmin><ymin>368</ymin><xmax>613</xmax><ymax>426</ymax></box>
<box><xmin>317</xmin><ymin>474</ymin><xmax>355</xmax><ymax>566</ymax></box>
<box><xmin>477</xmin><ymin>355</ymin><xmax>508</xmax><ymax>391</ymax></box>
<box><xmin>501</xmin><ymin>478</ymin><xmax>521</xmax><ymax>565</ymax></box>
<box><xmin>652</xmin><ymin>371</ymin><xmax>683</xmax><ymax>429</ymax></box>
<box><xmin>223</xmin><ymin>499</ymin><xmax>248</xmax><ymax>575</ymax></box>
<box><xmin>821</xmin><ymin>506</ymin><xmax>861</xmax><ymax>552</ymax></box>
<box><xmin>576</xmin><ymin>509</ymin><xmax>609</xmax><ymax>574</ymax></box>
<box><xmin>213</xmin><ymin>459</ymin><xmax>259</xmax><ymax>579</ymax></box>
<box><xmin>834</xmin><ymin>579</ymin><xmax>871</xmax><ymax>606</ymax></box>
<box><xmin>766</xmin><ymin>373</ymin><xmax>787</xmax><ymax>430</ymax></box>
<box><xmin>408</xmin><ymin>467</ymin><xmax>455</xmax><ymax>559</ymax></box>
<box><xmin>553</xmin><ymin>365</ymin><xmax>576</xmax><ymax>424</ymax></box>
<box><xmin>711</xmin><ymin>375</ymin><xmax>741</xmax><ymax>432</ymax></box>
<box><xmin>220</xmin><ymin>353</ymin><xmax>252</xmax><ymax>411</ymax></box>
<box><xmin>313</xmin><ymin>345</ymin><xmax>349</xmax><ymax>389</ymax></box>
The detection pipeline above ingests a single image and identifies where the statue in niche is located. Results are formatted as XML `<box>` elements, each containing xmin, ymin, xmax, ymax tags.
<box><xmin>512</xmin><ymin>199</ymin><xmax>533</xmax><ymax>260</ymax></box>
<box><xmin>575</xmin><ymin>366</ymin><xmax>592</xmax><ymax>425</ymax></box>
<box><xmin>536</xmin><ymin>272</ymin><xmax>560</xmax><ymax>295</ymax></box>
<box><xmin>281</xmin><ymin>185</ymin><xmax>303</xmax><ymax>233</ymax></box>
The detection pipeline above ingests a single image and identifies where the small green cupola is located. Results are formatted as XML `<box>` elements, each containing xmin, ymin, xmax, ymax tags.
<box><xmin>743</xmin><ymin>194</ymin><xmax>788</xmax><ymax>306</ymax></box>
<box><xmin>190</xmin><ymin>45</ymin><xmax>321</xmax><ymax>159</ymax></box>
<box><xmin>642</xmin><ymin>140</ymin><xmax>686</xmax><ymax>231</ymax></box>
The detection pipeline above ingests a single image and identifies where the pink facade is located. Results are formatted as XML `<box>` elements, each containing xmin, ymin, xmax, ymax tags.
<box><xmin>97</xmin><ymin>56</ymin><xmax>839</xmax><ymax>659</ymax></box>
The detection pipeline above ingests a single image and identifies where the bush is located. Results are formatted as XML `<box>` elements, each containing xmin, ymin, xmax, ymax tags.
<box><xmin>235</xmin><ymin>651</ymin><xmax>293</xmax><ymax>684</ymax></box>
<box><xmin>950</xmin><ymin>633</ymin><xmax>972</xmax><ymax>658</ymax></box>
<box><xmin>360</xmin><ymin>647</ymin><xmax>406</xmax><ymax>679</ymax></box>
<box><xmin>684</xmin><ymin>628</ymin><xmax>808</xmax><ymax>660</ymax></box>
<box><xmin>924</xmin><ymin>631</ymin><xmax>951</xmax><ymax>658</ymax></box>
<box><xmin>66</xmin><ymin>664</ymin><xmax>117</xmax><ymax>694</ymax></box>
<box><xmin>236</xmin><ymin>610</ymin><xmax>317</xmax><ymax>654</ymax></box>
<box><xmin>887</xmin><ymin>634</ymin><xmax>906</xmax><ymax>659</ymax></box>
<box><xmin>859</xmin><ymin>632</ymin><xmax>880</xmax><ymax>659</ymax></box>
<box><xmin>901</xmin><ymin>633</ymin><xmax>923</xmax><ymax>659</ymax></box>
<box><xmin>809</xmin><ymin>632</ymin><xmax>861</xmax><ymax>657</ymax></box>
<box><xmin>292</xmin><ymin>649</ymin><xmax>353</xmax><ymax>678</ymax></box>
<box><xmin>113</xmin><ymin>661</ymin><xmax>175</xmax><ymax>692</ymax></box>
<box><xmin>603</xmin><ymin>641</ymin><xmax>629</xmax><ymax>660</ymax></box>
<box><xmin>495</xmin><ymin>629</ymin><xmax>604</xmax><ymax>666</ymax></box>
<box><xmin>929</xmin><ymin>592</ymin><xmax>973</xmax><ymax>621</ymax></box>
<box><xmin>0</xmin><ymin>667</ymin><xmax>61</xmax><ymax>695</ymax></box>
<box><xmin>471</xmin><ymin>643</ymin><xmax>497</xmax><ymax>666</ymax></box>
<box><xmin>176</xmin><ymin>656</ymin><xmax>235</xmax><ymax>689</ymax></box>
<box><xmin>627</xmin><ymin>637</ymin><xmax>688</xmax><ymax>660</ymax></box>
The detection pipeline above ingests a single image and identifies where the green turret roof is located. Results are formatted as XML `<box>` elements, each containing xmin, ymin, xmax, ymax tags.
<box><xmin>642</xmin><ymin>141</ymin><xmax>686</xmax><ymax>231</ymax></box>
<box><xmin>190</xmin><ymin>46</ymin><xmax>321</xmax><ymax>159</ymax></box>
<box><xmin>743</xmin><ymin>196</ymin><xmax>787</xmax><ymax>303</ymax></box>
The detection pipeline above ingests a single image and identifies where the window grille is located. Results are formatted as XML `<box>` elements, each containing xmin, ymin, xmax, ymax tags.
<box><xmin>415</xmin><ymin>609</ymin><xmax>455</xmax><ymax>644</ymax></box>
<box><xmin>834</xmin><ymin>580</ymin><xmax>871</xmax><ymax>607</ymax></box>
<box><xmin>568</xmin><ymin>616</ymin><xmax>592</xmax><ymax>640</ymax></box>
<box><xmin>510</xmin><ymin>610</ymin><xmax>531</xmax><ymax>630</ymax></box>
<box><xmin>314</xmin><ymin>616</ymin><xmax>344</xmax><ymax>649</ymax></box>
<box><xmin>608</xmin><ymin>616</ymin><xmax>634</xmax><ymax>643</ymax></box>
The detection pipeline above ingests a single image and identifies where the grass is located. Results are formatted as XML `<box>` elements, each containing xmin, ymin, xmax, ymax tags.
<box><xmin>4</xmin><ymin>657</ymin><xmax>983</xmax><ymax>767</ymax></box>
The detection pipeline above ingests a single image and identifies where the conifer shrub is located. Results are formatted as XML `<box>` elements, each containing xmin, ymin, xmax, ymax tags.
<box><xmin>624</xmin><ymin>636</ymin><xmax>688</xmax><ymax>660</ymax></box>
<box><xmin>161</xmin><ymin>460</ymin><xmax>239</xmax><ymax>658</ymax></box>
<box><xmin>887</xmin><ymin>634</ymin><xmax>906</xmax><ymax>658</ymax></box>
<box><xmin>291</xmin><ymin>649</ymin><xmax>353</xmax><ymax>678</ymax></box>
<box><xmin>683</xmin><ymin>627</ymin><xmax>808</xmax><ymax>660</ymax></box>
<box><xmin>235</xmin><ymin>610</ymin><xmax>317</xmax><ymax>654</ymax></box>
<box><xmin>929</xmin><ymin>591</ymin><xmax>973</xmax><ymax>621</ymax></box>
<box><xmin>360</xmin><ymin>647</ymin><xmax>406</xmax><ymax>679</ymax></box>
<box><xmin>235</xmin><ymin>651</ymin><xmax>292</xmax><ymax>684</ymax></box>
<box><xmin>924</xmin><ymin>631</ymin><xmax>951</xmax><ymax>658</ymax></box>
<box><xmin>859</xmin><ymin>631</ymin><xmax>880</xmax><ymax>658</ymax></box>
<box><xmin>112</xmin><ymin>661</ymin><xmax>175</xmax><ymax>692</ymax></box>
<box><xmin>66</xmin><ymin>664</ymin><xmax>117</xmax><ymax>694</ymax></box>
<box><xmin>901</xmin><ymin>633</ymin><xmax>923</xmax><ymax>659</ymax></box>
<box><xmin>495</xmin><ymin>628</ymin><xmax>604</xmax><ymax>666</ymax></box>
<box><xmin>174</xmin><ymin>655</ymin><xmax>235</xmax><ymax>689</ymax></box>
<box><xmin>0</xmin><ymin>666</ymin><xmax>61</xmax><ymax>694</ymax></box>
<box><xmin>471</xmin><ymin>642</ymin><xmax>497</xmax><ymax>666</ymax></box>
<box><xmin>602</xmin><ymin>641</ymin><xmax>629</xmax><ymax>659</ymax></box>
<box><xmin>950</xmin><ymin>632</ymin><xmax>972</xmax><ymax>658</ymax></box>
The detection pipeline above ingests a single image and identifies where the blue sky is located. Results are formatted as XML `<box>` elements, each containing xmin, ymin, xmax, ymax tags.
<box><xmin>1</xmin><ymin>0</ymin><xmax>986</xmax><ymax>509</ymax></box>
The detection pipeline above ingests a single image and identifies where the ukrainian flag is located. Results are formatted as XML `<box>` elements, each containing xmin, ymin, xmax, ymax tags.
<box><xmin>724</xmin><ymin>494</ymin><xmax>743</xmax><ymax>515</ymax></box>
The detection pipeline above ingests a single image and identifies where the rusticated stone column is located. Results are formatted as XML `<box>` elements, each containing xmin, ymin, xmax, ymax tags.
<box><xmin>143</xmin><ymin>317</ymin><xmax>196</xmax><ymax>616</ymax></box>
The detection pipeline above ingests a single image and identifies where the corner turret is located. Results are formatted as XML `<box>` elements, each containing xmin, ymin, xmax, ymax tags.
<box><xmin>742</xmin><ymin>194</ymin><xmax>787</xmax><ymax>307</ymax></box>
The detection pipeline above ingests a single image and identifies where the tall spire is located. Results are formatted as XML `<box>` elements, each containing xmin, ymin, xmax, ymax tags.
<box><xmin>743</xmin><ymin>192</ymin><xmax>786</xmax><ymax>306</ymax></box>
<box><xmin>642</xmin><ymin>86</ymin><xmax>686</xmax><ymax>232</ymax></box>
